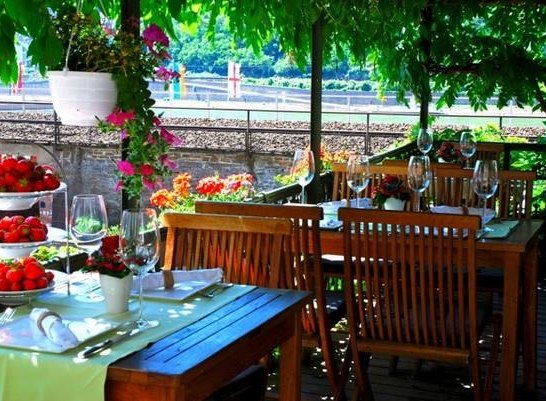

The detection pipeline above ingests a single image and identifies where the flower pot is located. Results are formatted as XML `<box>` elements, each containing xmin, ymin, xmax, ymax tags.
<box><xmin>99</xmin><ymin>273</ymin><xmax>132</xmax><ymax>314</ymax></box>
<box><xmin>47</xmin><ymin>71</ymin><xmax>117</xmax><ymax>126</ymax></box>
<box><xmin>383</xmin><ymin>197</ymin><xmax>406</xmax><ymax>211</ymax></box>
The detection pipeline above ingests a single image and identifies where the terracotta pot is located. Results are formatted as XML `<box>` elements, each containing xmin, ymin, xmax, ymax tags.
<box><xmin>99</xmin><ymin>273</ymin><xmax>132</xmax><ymax>314</ymax></box>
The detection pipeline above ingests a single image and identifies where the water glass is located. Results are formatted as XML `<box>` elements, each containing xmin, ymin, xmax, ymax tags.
<box><xmin>472</xmin><ymin>160</ymin><xmax>499</xmax><ymax>233</ymax></box>
<box><xmin>291</xmin><ymin>149</ymin><xmax>315</xmax><ymax>204</ymax></box>
<box><xmin>417</xmin><ymin>128</ymin><xmax>433</xmax><ymax>155</ymax></box>
<box><xmin>407</xmin><ymin>155</ymin><xmax>432</xmax><ymax>212</ymax></box>
<box><xmin>69</xmin><ymin>194</ymin><xmax>108</xmax><ymax>255</ymax></box>
<box><xmin>460</xmin><ymin>131</ymin><xmax>477</xmax><ymax>168</ymax></box>
<box><xmin>346</xmin><ymin>154</ymin><xmax>370</xmax><ymax>208</ymax></box>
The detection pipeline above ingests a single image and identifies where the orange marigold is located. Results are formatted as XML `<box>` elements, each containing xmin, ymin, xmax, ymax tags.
<box><xmin>150</xmin><ymin>189</ymin><xmax>177</xmax><ymax>208</ymax></box>
<box><xmin>172</xmin><ymin>172</ymin><xmax>192</xmax><ymax>197</ymax></box>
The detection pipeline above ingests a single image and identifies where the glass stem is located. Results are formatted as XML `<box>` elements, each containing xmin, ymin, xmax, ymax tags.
<box><xmin>356</xmin><ymin>192</ymin><xmax>360</xmax><ymax>208</ymax></box>
<box><xmin>414</xmin><ymin>192</ymin><xmax>421</xmax><ymax>212</ymax></box>
<box><xmin>482</xmin><ymin>200</ymin><xmax>487</xmax><ymax>230</ymax></box>
<box><xmin>301</xmin><ymin>186</ymin><xmax>305</xmax><ymax>204</ymax></box>
<box><xmin>138</xmin><ymin>273</ymin><xmax>144</xmax><ymax>322</ymax></box>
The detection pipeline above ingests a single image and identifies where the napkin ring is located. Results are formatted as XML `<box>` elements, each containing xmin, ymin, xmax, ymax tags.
<box><xmin>35</xmin><ymin>310</ymin><xmax>62</xmax><ymax>333</ymax></box>
<box><xmin>162</xmin><ymin>269</ymin><xmax>174</xmax><ymax>289</ymax></box>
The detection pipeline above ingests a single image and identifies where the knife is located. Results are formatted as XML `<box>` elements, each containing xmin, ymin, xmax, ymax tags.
<box><xmin>78</xmin><ymin>321</ymin><xmax>140</xmax><ymax>359</ymax></box>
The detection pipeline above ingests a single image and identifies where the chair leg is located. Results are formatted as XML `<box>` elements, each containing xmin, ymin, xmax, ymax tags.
<box><xmin>388</xmin><ymin>356</ymin><xmax>399</xmax><ymax>375</ymax></box>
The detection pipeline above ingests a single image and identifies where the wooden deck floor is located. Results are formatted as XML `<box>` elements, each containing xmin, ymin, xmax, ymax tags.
<box><xmin>267</xmin><ymin>274</ymin><xmax>546</xmax><ymax>401</ymax></box>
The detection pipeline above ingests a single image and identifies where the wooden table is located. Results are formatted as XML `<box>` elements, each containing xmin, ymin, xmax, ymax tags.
<box><xmin>320</xmin><ymin>219</ymin><xmax>543</xmax><ymax>401</ymax></box>
<box><xmin>105</xmin><ymin>287</ymin><xmax>311</xmax><ymax>401</ymax></box>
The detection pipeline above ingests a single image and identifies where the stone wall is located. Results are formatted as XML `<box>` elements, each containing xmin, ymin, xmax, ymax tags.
<box><xmin>0</xmin><ymin>142</ymin><xmax>294</xmax><ymax>227</ymax></box>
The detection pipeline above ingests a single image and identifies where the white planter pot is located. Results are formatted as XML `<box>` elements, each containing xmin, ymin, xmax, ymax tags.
<box><xmin>47</xmin><ymin>71</ymin><xmax>118</xmax><ymax>126</ymax></box>
<box><xmin>99</xmin><ymin>273</ymin><xmax>132</xmax><ymax>314</ymax></box>
<box><xmin>383</xmin><ymin>197</ymin><xmax>406</xmax><ymax>211</ymax></box>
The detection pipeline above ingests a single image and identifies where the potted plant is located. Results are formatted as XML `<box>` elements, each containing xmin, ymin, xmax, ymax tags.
<box><xmin>48</xmin><ymin>8</ymin><xmax>181</xmax><ymax>203</ymax></box>
<box><xmin>372</xmin><ymin>175</ymin><xmax>411</xmax><ymax>210</ymax></box>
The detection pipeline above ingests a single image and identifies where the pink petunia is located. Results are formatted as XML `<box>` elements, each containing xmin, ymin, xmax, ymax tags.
<box><xmin>106</xmin><ymin>109</ymin><xmax>135</xmax><ymax>127</ymax></box>
<box><xmin>153</xmin><ymin>116</ymin><xmax>161</xmax><ymax>126</ymax></box>
<box><xmin>142</xmin><ymin>178</ymin><xmax>155</xmax><ymax>191</ymax></box>
<box><xmin>155</xmin><ymin>66</ymin><xmax>180</xmax><ymax>82</ymax></box>
<box><xmin>160</xmin><ymin>154</ymin><xmax>177</xmax><ymax>170</ymax></box>
<box><xmin>115</xmin><ymin>180</ymin><xmax>123</xmax><ymax>192</ymax></box>
<box><xmin>143</xmin><ymin>24</ymin><xmax>169</xmax><ymax>49</ymax></box>
<box><xmin>117</xmin><ymin>160</ymin><xmax>135</xmax><ymax>175</ymax></box>
<box><xmin>120</xmin><ymin>129</ymin><xmax>128</xmax><ymax>140</ymax></box>
<box><xmin>159</xmin><ymin>127</ymin><xmax>182</xmax><ymax>145</ymax></box>
<box><xmin>146</xmin><ymin>133</ymin><xmax>156</xmax><ymax>144</ymax></box>
<box><xmin>140</xmin><ymin>164</ymin><xmax>154</xmax><ymax>176</ymax></box>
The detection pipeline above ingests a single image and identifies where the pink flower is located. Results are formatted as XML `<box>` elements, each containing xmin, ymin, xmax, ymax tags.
<box><xmin>146</xmin><ymin>133</ymin><xmax>156</xmax><ymax>144</ymax></box>
<box><xmin>120</xmin><ymin>129</ymin><xmax>128</xmax><ymax>140</ymax></box>
<box><xmin>117</xmin><ymin>160</ymin><xmax>135</xmax><ymax>175</ymax></box>
<box><xmin>115</xmin><ymin>181</ymin><xmax>123</xmax><ymax>192</ymax></box>
<box><xmin>142</xmin><ymin>178</ymin><xmax>155</xmax><ymax>191</ymax></box>
<box><xmin>160</xmin><ymin>127</ymin><xmax>182</xmax><ymax>145</ymax></box>
<box><xmin>140</xmin><ymin>164</ymin><xmax>154</xmax><ymax>176</ymax></box>
<box><xmin>143</xmin><ymin>24</ymin><xmax>169</xmax><ymax>49</ymax></box>
<box><xmin>106</xmin><ymin>110</ymin><xmax>135</xmax><ymax>127</ymax></box>
<box><xmin>153</xmin><ymin>116</ymin><xmax>161</xmax><ymax>126</ymax></box>
<box><xmin>156</xmin><ymin>66</ymin><xmax>180</xmax><ymax>82</ymax></box>
<box><xmin>160</xmin><ymin>154</ymin><xmax>177</xmax><ymax>170</ymax></box>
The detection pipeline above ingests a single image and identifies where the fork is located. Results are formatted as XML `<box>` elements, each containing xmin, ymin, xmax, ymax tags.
<box><xmin>0</xmin><ymin>307</ymin><xmax>15</xmax><ymax>324</ymax></box>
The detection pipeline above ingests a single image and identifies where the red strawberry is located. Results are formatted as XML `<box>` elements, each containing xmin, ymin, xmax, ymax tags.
<box><xmin>45</xmin><ymin>271</ymin><xmax>55</xmax><ymax>282</ymax></box>
<box><xmin>43</xmin><ymin>173</ymin><xmax>60</xmax><ymax>190</ymax></box>
<box><xmin>35</xmin><ymin>276</ymin><xmax>48</xmax><ymax>289</ymax></box>
<box><xmin>0</xmin><ymin>177</ymin><xmax>6</xmax><ymax>192</ymax></box>
<box><xmin>10</xmin><ymin>216</ymin><xmax>24</xmax><ymax>226</ymax></box>
<box><xmin>6</xmin><ymin>269</ymin><xmax>23</xmax><ymax>283</ymax></box>
<box><xmin>14</xmin><ymin>177</ymin><xmax>33</xmax><ymax>192</ymax></box>
<box><xmin>1</xmin><ymin>157</ymin><xmax>17</xmax><ymax>172</ymax></box>
<box><xmin>22</xmin><ymin>279</ymin><xmax>37</xmax><ymax>291</ymax></box>
<box><xmin>24</xmin><ymin>216</ymin><xmax>43</xmax><ymax>229</ymax></box>
<box><xmin>29</xmin><ymin>227</ymin><xmax>47</xmax><ymax>242</ymax></box>
<box><xmin>3</xmin><ymin>230</ymin><xmax>20</xmax><ymax>243</ymax></box>
<box><xmin>23</xmin><ymin>262</ymin><xmax>44</xmax><ymax>280</ymax></box>
<box><xmin>0</xmin><ymin>279</ymin><xmax>10</xmax><ymax>291</ymax></box>
<box><xmin>16</xmin><ymin>223</ymin><xmax>31</xmax><ymax>239</ymax></box>
<box><xmin>4</xmin><ymin>172</ymin><xmax>18</xmax><ymax>187</ymax></box>
<box><xmin>0</xmin><ymin>217</ymin><xmax>10</xmax><ymax>230</ymax></box>
<box><xmin>33</xmin><ymin>181</ymin><xmax>46</xmax><ymax>191</ymax></box>
<box><xmin>10</xmin><ymin>282</ymin><xmax>22</xmax><ymax>291</ymax></box>
<box><xmin>15</xmin><ymin>159</ymin><xmax>34</xmax><ymax>175</ymax></box>
<box><xmin>30</xmin><ymin>165</ymin><xmax>46</xmax><ymax>181</ymax></box>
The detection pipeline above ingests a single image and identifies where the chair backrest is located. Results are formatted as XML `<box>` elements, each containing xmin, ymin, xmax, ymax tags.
<box><xmin>444</xmin><ymin>141</ymin><xmax>505</xmax><ymax>165</ymax></box>
<box><xmin>433</xmin><ymin>166</ymin><xmax>536</xmax><ymax>218</ymax></box>
<box><xmin>161</xmin><ymin>212</ymin><xmax>292</xmax><ymax>288</ymax></box>
<box><xmin>338</xmin><ymin>208</ymin><xmax>481</xmax><ymax>368</ymax></box>
<box><xmin>194</xmin><ymin>201</ymin><xmax>325</xmax><ymax>333</ymax></box>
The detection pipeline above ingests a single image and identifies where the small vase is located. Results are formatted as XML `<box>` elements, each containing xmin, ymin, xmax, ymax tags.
<box><xmin>99</xmin><ymin>274</ymin><xmax>133</xmax><ymax>314</ymax></box>
<box><xmin>383</xmin><ymin>197</ymin><xmax>406</xmax><ymax>211</ymax></box>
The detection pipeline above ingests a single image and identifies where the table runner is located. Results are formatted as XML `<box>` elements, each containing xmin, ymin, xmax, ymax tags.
<box><xmin>0</xmin><ymin>283</ymin><xmax>254</xmax><ymax>401</ymax></box>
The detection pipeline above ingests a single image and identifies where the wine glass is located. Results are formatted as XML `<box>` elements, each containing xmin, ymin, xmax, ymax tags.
<box><xmin>69</xmin><ymin>194</ymin><xmax>108</xmax><ymax>255</ymax></box>
<box><xmin>119</xmin><ymin>208</ymin><xmax>160</xmax><ymax>328</ymax></box>
<box><xmin>417</xmin><ymin>128</ymin><xmax>434</xmax><ymax>155</ymax></box>
<box><xmin>407</xmin><ymin>155</ymin><xmax>432</xmax><ymax>212</ymax></box>
<box><xmin>472</xmin><ymin>160</ymin><xmax>499</xmax><ymax>234</ymax></box>
<box><xmin>346</xmin><ymin>154</ymin><xmax>370</xmax><ymax>208</ymax></box>
<box><xmin>460</xmin><ymin>131</ymin><xmax>477</xmax><ymax>168</ymax></box>
<box><xmin>69</xmin><ymin>194</ymin><xmax>108</xmax><ymax>298</ymax></box>
<box><xmin>291</xmin><ymin>149</ymin><xmax>315</xmax><ymax>204</ymax></box>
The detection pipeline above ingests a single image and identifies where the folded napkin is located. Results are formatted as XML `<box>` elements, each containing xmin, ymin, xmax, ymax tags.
<box><xmin>430</xmin><ymin>205</ymin><xmax>496</xmax><ymax>225</ymax></box>
<box><xmin>136</xmin><ymin>268</ymin><xmax>224</xmax><ymax>291</ymax></box>
<box><xmin>483</xmin><ymin>220</ymin><xmax>520</xmax><ymax>239</ymax></box>
<box><xmin>29</xmin><ymin>308</ymin><xmax>79</xmax><ymax>348</ymax></box>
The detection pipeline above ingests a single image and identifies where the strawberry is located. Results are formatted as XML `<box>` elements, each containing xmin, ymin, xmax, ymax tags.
<box><xmin>22</xmin><ymin>279</ymin><xmax>37</xmax><ymax>291</ymax></box>
<box><xmin>30</xmin><ymin>165</ymin><xmax>46</xmax><ymax>181</ymax></box>
<box><xmin>24</xmin><ymin>216</ymin><xmax>43</xmax><ymax>229</ymax></box>
<box><xmin>10</xmin><ymin>282</ymin><xmax>22</xmax><ymax>291</ymax></box>
<box><xmin>23</xmin><ymin>261</ymin><xmax>44</xmax><ymax>280</ymax></box>
<box><xmin>14</xmin><ymin>177</ymin><xmax>33</xmax><ymax>192</ymax></box>
<box><xmin>16</xmin><ymin>223</ymin><xmax>31</xmax><ymax>239</ymax></box>
<box><xmin>43</xmin><ymin>173</ymin><xmax>60</xmax><ymax>190</ymax></box>
<box><xmin>10</xmin><ymin>216</ymin><xmax>25</xmax><ymax>226</ymax></box>
<box><xmin>6</xmin><ymin>268</ymin><xmax>23</xmax><ymax>283</ymax></box>
<box><xmin>0</xmin><ymin>217</ymin><xmax>10</xmax><ymax>230</ymax></box>
<box><xmin>1</xmin><ymin>157</ymin><xmax>17</xmax><ymax>172</ymax></box>
<box><xmin>4</xmin><ymin>172</ymin><xmax>18</xmax><ymax>187</ymax></box>
<box><xmin>0</xmin><ymin>176</ymin><xmax>6</xmax><ymax>192</ymax></box>
<box><xmin>15</xmin><ymin>159</ymin><xmax>34</xmax><ymax>175</ymax></box>
<box><xmin>29</xmin><ymin>227</ymin><xmax>47</xmax><ymax>242</ymax></box>
<box><xmin>45</xmin><ymin>271</ymin><xmax>55</xmax><ymax>282</ymax></box>
<box><xmin>35</xmin><ymin>276</ymin><xmax>48</xmax><ymax>289</ymax></box>
<box><xmin>0</xmin><ymin>279</ymin><xmax>10</xmax><ymax>291</ymax></box>
<box><xmin>33</xmin><ymin>180</ymin><xmax>46</xmax><ymax>191</ymax></box>
<box><xmin>3</xmin><ymin>230</ymin><xmax>20</xmax><ymax>243</ymax></box>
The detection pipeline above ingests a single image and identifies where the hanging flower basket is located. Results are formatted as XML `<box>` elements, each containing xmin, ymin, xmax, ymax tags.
<box><xmin>47</xmin><ymin>70</ymin><xmax>118</xmax><ymax>126</ymax></box>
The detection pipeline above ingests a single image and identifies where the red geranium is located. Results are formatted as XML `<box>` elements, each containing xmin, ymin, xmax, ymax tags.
<box><xmin>83</xmin><ymin>235</ymin><xmax>132</xmax><ymax>278</ymax></box>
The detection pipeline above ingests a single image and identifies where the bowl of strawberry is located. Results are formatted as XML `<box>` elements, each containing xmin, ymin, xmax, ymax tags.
<box><xmin>0</xmin><ymin>256</ymin><xmax>58</xmax><ymax>306</ymax></box>
<box><xmin>0</xmin><ymin>155</ymin><xmax>63</xmax><ymax>211</ymax></box>
<box><xmin>0</xmin><ymin>215</ymin><xmax>50</xmax><ymax>259</ymax></box>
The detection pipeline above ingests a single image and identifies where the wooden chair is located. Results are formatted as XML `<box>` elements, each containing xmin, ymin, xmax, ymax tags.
<box><xmin>338</xmin><ymin>209</ymin><xmax>501</xmax><ymax>401</ymax></box>
<box><xmin>162</xmin><ymin>212</ymin><xmax>292</xmax><ymax>288</ymax></box>
<box><xmin>444</xmin><ymin>141</ymin><xmax>505</xmax><ymax>166</ymax></box>
<box><xmin>194</xmin><ymin>201</ymin><xmax>348</xmax><ymax>399</ymax></box>
<box><xmin>433</xmin><ymin>166</ymin><xmax>537</xmax><ymax>218</ymax></box>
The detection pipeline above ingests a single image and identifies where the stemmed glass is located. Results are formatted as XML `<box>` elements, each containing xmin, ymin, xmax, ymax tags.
<box><xmin>291</xmin><ymin>149</ymin><xmax>315</xmax><ymax>204</ymax></box>
<box><xmin>346</xmin><ymin>154</ymin><xmax>370</xmax><ymax>208</ymax></box>
<box><xmin>417</xmin><ymin>128</ymin><xmax>434</xmax><ymax>155</ymax></box>
<box><xmin>472</xmin><ymin>160</ymin><xmax>499</xmax><ymax>234</ymax></box>
<box><xmin>407</xmin><ymin>155</ymin><xmax>432</xmax><ymax>212</ymax></box>
<box><xmin>460</xmin><ymin>131</ymin><xmax>477</xmax><ymax>168</ymax></box>
<box><xmin>119</xmin><ymin>208</ymin><xmax>160</xmax><ymax>328</ymax></box>
<box><xmin>69</xmin><ymin>194</ymin><xmax>108</xmax><ymax>255</ymax></box>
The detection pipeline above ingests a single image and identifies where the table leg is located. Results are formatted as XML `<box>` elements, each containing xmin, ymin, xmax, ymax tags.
<box><xmin>499</xmin><ymin>257</ymin><xmax>520</xmax><ymax>401</ymax></box>
<box><xmin>279</xmin><ymin>309</ymin><xmax>302</xmax><ymax>401</ymax></box>
<box><xmin>522</xmin><ymin>241</ymin><xmax>538</xmax><ymax>393</ymax></box>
